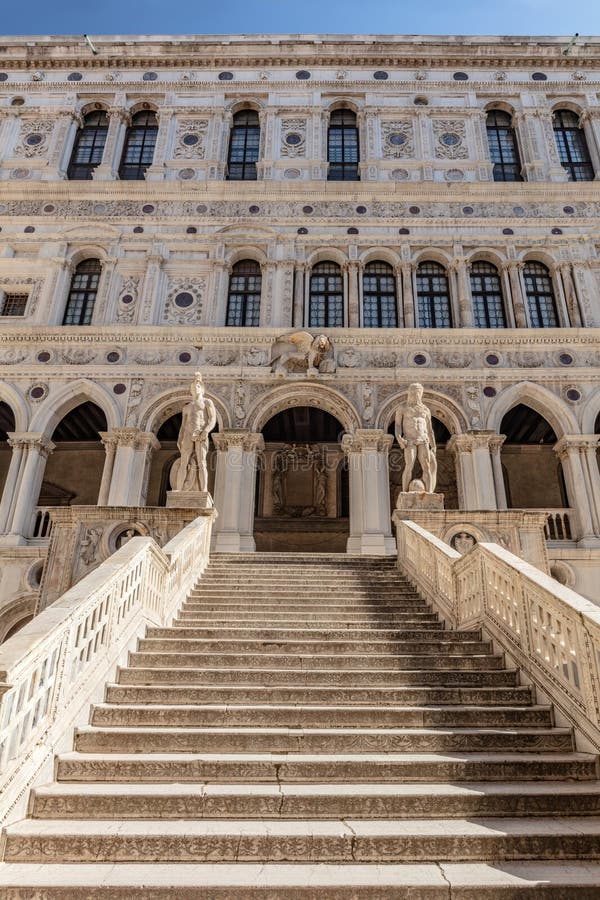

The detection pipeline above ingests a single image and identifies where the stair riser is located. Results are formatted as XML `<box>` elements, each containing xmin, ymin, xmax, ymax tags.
<box><xmin>8</xmin><ymin>833</ymin><xmax>600</xmax><ymax>863</ymax></box>
<box><xmin>175</xmin><ymin>614</ymin><xmax>445</xmax><ymax>626</ymax></box>
<box><xmin>118</xmin><ymin>668</ymin><xmax>519</xmax><ymax>687</ymax></box>
<box><xmin>90</xmin><ymin>707</ymin><xmax>553</xmax><ymax>729</ymax></box>
<box><xmin>148</xmin><ymin>627</ymin><xmax>481</xmax><ymax>641</ymax></box>
<box><xmin>182</xmin><ymin>603</ymin><xmax>434</xmax><ymax>612</ymax></box>
<box><xmin>136</xmin><ymin>640</ymin><xmax>492</xmax><ymax>655</ymax></box>
<box><xmin>30</xmin><ymin>791</ymin><xmax>600</xmax><ymax>821</ymax></box>
<box><xmin>56</xmin><ymin>757</ymin><xmax>599</xmax><ymax>784</ymax></box>
<box><xmin>73</xmin><ymin>730</ymin><xmax>573</xmax><ymax>754</ymax></box>
<box><xmin>128</xmin><ymin>653</ymin><xmax>504</xmax><ymax>671</ymax></box>
<box><xmin>105</xmin><ymin>685</ymin><xmax>534</xmax><ymax>706</ymax></box>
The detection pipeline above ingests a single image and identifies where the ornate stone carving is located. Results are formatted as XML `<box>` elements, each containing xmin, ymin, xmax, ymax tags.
<box><xmin>271</xmin><ymin>444</ymin><xmax>328</xmax><ymax>517</ymax></box>
<box><xmin>116</xmin><ymin>277</ymin><xmax>140</xmax><ymax>324</ymax></box>
<box><xmin>271</xmin><ymin>332</ymin><xmax>336</xmax><ymax>376</ymax></box>
<box><xmin>394</xmin><ymin>383</ymin><xmax>437</xmax><ymax>493</ymax></box>
<box><xmin>173</xmin><ymin>119</ymin><xmax>209</xmax><ymax>159</ymax></box>
<box><xmin>381</xmin><ymin>121</ymin><xmax>415</xmax><ymax>159</ymax></box>
<box><xmin>432</xmin><ymin>119</ymin><xmax>468</xmax><ymax>160</ymax></box>
<box><xmin>280</xmin><ymin>119</ymin><xmax>307</xmax><ymax>158</ymax></box>
<box><xmin>163</xmin><ymin>277</ymin><xmax>205</xmax><ymax>325</ymax></box>
<box><xmin>14</xmin><ymin>121</ymin><xmax>54</xmax><ymax>158</ymax></box>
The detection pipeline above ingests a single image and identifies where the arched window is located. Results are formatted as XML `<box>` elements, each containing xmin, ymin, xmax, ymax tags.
<box><xmin>553</xmin><ymin>109</ymin><xmax>594</xmax><ymax>181</ymax></box>
<box><xmin>309</xmin><ymin>262</ymin><xmax>344</xmax><ymax>328</ymax></box>
<box><xmin>416</xmin><ymin>262</ymin><xmax>452</xmax><ymax>328</ymax></box>
<box><xmin>523</xmin><ymin>262</ymin><xmax>559</xmax><ymax>328</ymax></box>
<box><xmin>227</xmin><ymin>110</ymin><xmax>260</xmax><ymax>181</ymax></box>
<box><xmin>470</xmin><ymin>261</ymin><xmax>507</xmax><ymax>328</ymax></box>
<box><xmin>362</xmin><ymin>261</ymin><xmax>397</xmax><ymax>327</ymax></box>
<box><xmin>486</xmin><ymin>109</ymin><xmax>522</xmax><ymax>182</ymax></box>
<box><xmin>226</xmin><ymin>260</ymin><xmax>262</xmax><ymax>326</ymax></box>
<box><xmin>327</xmin><ymin>109</ymin><xmax>359</xmax><ymax>181</ymax></box>
<box><xmin>62</xmin><ymin>259</ymin><xmax>101</xmax><ymax>326</ymax></box>
<box><xmin>67</xmin><ymin>111</ymin><xmax>108</xmax><ymax>180</ymax></box>
<box><xmin>119</xmin><ymin>110</ymin><xmax>158</xmax><ymax>180</ymax></box>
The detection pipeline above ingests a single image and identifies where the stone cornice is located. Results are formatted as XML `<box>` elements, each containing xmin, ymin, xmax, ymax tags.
<box><xmin>2</xmin><ymin>34</ymin><xmax>600</xmax><ymax>71</ymax></box>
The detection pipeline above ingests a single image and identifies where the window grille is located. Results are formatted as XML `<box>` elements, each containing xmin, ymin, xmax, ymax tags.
<box><xmin>362</xmin><ymin>261</ymin><xmax>398</xmax><ymax>327</ymax></box>
<box><xmin>226</xmin><ymin>260</ymin><xmax>262</xmax><ymax>326</ymax></box>
<box><xmin>67</xmin><ymin>111</ymin><xmax>108</xmax><ymax>180</ymax></box>
<box><xmin>227</xmin><ymin>110</ymin><xmax>260</xmax><ymax>181</ymax></box>
<box><xmin>119</xmin><ymin>111</ymin><xmax>158</xmax><ymax>180</ymax></box>
<box><xmin>62</xmin><ymin>259</ymin><xmax>101</xmax><ymax>326</ymax></box>
<box><xmin>470</xmin><ymin>261</ymin><xmax>507</xmax><ymax>327</ymax></box>
<box><xmin>327</xmin><ymin>109</ymin><xmax>360</xmax><ymax>181</ymax></box>
<box><xmin>0</xmin><ymin>293</ymin><xmax>28</xmax><ymax>316</ymax></box>
<box><xmin>416</xmin><ymin>262</ymin><xmax>452</xmax><ymax>328</ymax></box>
<box><xmin>309</xmin><ymin>261</ymin><xmax>344</xmax><ymax>327</ymax></box>
<box><xmin>486</xmin><ymin>109</ymin><xmax>523</xmax><ymax>182</ymax></box>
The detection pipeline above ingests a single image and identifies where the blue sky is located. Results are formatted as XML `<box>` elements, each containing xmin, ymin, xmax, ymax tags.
<box><xmin>1</xmin><ymin>0</ymin><xmax>600</xmax><ymax>38</ymax></box>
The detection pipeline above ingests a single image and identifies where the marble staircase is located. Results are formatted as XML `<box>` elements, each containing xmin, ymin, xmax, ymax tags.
<box><xmin>3</xmin><ymin>553</ymin><xmax>600</xmax><ymax>897</ymax></box>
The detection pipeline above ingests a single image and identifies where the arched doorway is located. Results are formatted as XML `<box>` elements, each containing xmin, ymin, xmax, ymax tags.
<box><xmin>40</xmin><ymin>402</ymin><xmax>108</xmax><ymax>506</ymax></box>
<box><xmin>146</xmin><ymin>413</ymin><xmax>219</xmax><ymax>506</ymax></box>
<box><xmin>0</xmin><ymin>401</ymin><xmax>16</xmax><ymax>504</ymax></box>
<box><xmin>256</xmin><ymin>406</ymin><xmax>348</xmax><ymax>552</ymax></box>
<box><xmin>387</xmin><ymin>417</ymin><xmax>458</xmax><ymax>509</ymax></box>
<box><xmin>500</xmin><ymin>404</ymin><xmax>566</xmax><ymax>508</ymax></box>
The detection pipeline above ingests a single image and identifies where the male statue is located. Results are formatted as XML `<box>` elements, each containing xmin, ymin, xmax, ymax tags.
<box><xmin>394</xmin><ymin>382</ymin><xmax>437</xmax><ymax>493</ymax></box>
<box><xmin>173</xmin><ymin>372</ymin><xmax>217</xmax><ymax>493</ymax></box>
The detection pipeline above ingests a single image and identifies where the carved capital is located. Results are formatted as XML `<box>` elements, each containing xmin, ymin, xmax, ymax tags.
<box><xmin>554</xmin><ymin>435</ymin><xmax>590</xmax><ymax>459</ymax></box>
<box><xmin>341</xmin><ymin>429</ymin><xmax>393</xmax><ymax>454</ymax></box>
<box><xmin>7</xmin><ymin>432</ymin><xmax>54</xmax><ymax>457</ymax></box>
<box><xmin>111</xmin><ymin>428</ymin><xmax>160</xmax><ymax>451</ymax></box>
<box><xmin>213</xmin><ymin>430</ymin><xmax>264</xmax><ymax>453</ymax></box>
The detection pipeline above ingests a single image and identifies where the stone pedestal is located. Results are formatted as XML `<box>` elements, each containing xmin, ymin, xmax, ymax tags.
<box><xmin>166</xmin><ymin>491</ymin><xmax>213</xmax><ymax>510</ymax></box>
<box><xmin>395</xmin><ymin>491</ymin><xmax>444</xmax><ymax>511</ymax></box>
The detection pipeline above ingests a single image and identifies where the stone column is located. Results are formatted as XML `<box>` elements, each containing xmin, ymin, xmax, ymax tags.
<box><xmin>8</xmin><ymin>434</ymin><xmax>55</xmax><ymax>541</ymax></box>
<box><xmin>106</xmin><ymin>429</ymin><xmax>160</xmax><ymax>506</ymax></box>
<box><xmin>341</xmin><ymin>430</ymin><xmax>396</xmax><ymax>555</ymax></box>
<box><xmin>97</xmin><ymin>432</ymin><xmax>118</xmax><ymax>506</ymax></box>
<box><xmin>580</xmin><ymin>435</ymin><xmax>600</xmax><ymax>536</ymax></box>
<box><xmin>505</xmin><ymin>261</ymin><xmax>528</xmax><ymax>328</ymax></box>
<box><xmin>400</xmin><ymin>263</ymin><xmax>415</xmax><ymax>327</ymax></box>
<box><xmin>0</xmin><ymin>434</ymin><xmax>28</xmax><ymax>534</ymax></box>
<box><xmin>499</xmin><ymin>265</ymin><xmax>517</xmax><ymax>327</ymax></box>
<box><xmin>489</xmin><ymin>435</ymin><xmax>508</xmax><ymax>510</ymax></box>
<box><xmin>139</xmin><ymin>245</ymin><xmax>167</xmax><ymax>325</ymax></box>
<box><xmin>453</xmin><ymin>256</ymin><xmax>473</xmax><ymax>327</ymax></box>
<box><xmin>347</xmin><ymin>261</ymin><xmax>360</xmax><ymax>328</ymax></box>
<box><xmin>292</xmin><ymin>262</ymin><xmax>306</xmax><ymax>327</ymax></box>
<box><xmin>146</xmin><ymin>105</ymin><xmax>174</xmax><ymax>181</ymax></box>
<box><xmin>212</xmin><ymin>431</ymin><xmax>264</xmax><ymax>552</ymax></box>
<box><xmin>93</xmin><ymin>107</ymin><xmax>128</xmax><ymax>181</ymax></box>
<box><xmin>46</xmin><ymin>109</ymin><xmax>81</xmax><ymax>181</ymax></box>
<box><xmin>447</xmin><ymin>434</ymin><xmax>477</xmax><ymax>510</ymax></box>
<box><xmin>579</xmin><ymin>111</ymin><xmax>600</xmax><ymax>179</ymax></box>
<box><xmin>555</xmin><ymin>262</ymin><xmax>582</xmax><ymax>327</ymax></box>
<box><xmin>554</xmin><ymin>436</ymin><xmax>598</xmax><ymax>546</ymax></box>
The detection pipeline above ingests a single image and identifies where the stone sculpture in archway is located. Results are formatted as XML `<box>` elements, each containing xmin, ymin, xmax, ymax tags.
<box><xmin>394</xmin><ymin>383</ymin><xmax>438</xmax><ymax>493</ymax></box>
<box><xmin>168</xmin><ymin>372</ymin><xmax>216</xmax><ymax>506</ymax></box>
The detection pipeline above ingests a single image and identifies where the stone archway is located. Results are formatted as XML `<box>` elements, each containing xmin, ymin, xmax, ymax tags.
<box><xmin>500</xmin><ymin>404</ymin><xmax>566</xmax><ymax>509</ymax></box>
<box><xmin>255</xmin><ymin>406</ymin><xmax>348</xmax><ymax>552</ymax></box>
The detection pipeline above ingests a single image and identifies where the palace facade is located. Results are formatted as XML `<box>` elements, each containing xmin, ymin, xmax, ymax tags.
<box><xmin>0</xmin><ymin>33</ymin><xmax>600</xmax><ymax>638</ymax></box>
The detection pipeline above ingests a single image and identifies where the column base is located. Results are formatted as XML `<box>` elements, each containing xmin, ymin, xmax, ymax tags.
<box><xmin>346</xmin><ymin>534</ymin><xmax>397</xmax><ymax>556</ymax></box>
<box><xmin>213</xmin><ymin>532</ymin><xmax>256</xmax><ymax>553</ymax></box>
<box><xmin>166</xmin><ymin>491</ymin><xmax>213</xmax><ymax>509</ymax></box>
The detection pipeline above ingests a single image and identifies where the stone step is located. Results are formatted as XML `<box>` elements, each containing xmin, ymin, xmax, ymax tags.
<box><xmin>56</xmin><ymin>751</ymin><xmax>599</xmax><ymax>784</ymax></box>
<box><xmin>182</xmin><ymin>599</ymin><xmax>432</xmax><ymax>610</ymax></box>
<box><xmin>90</xmin><ymin>703</ymin><xmax>553</xmax><ymax>730</ymax></box>
<box><xmin>136</xmin><ymin>638</ymin><xmax>492</xmax><ymax>655</ymax></box>
<box><xmin>175</xmin><ymin>612</ymin><xmax>446</xmax><ymax>626</ymax></box>
<box><xmin>106</xmin><ymin>683</ymin><xmax>535</xmax><ymax>707</ymax></box>
<box><xmin>128</xmin><ymin>651</ymin><xmax>504</xmax><ymax>671</ymax></box>
<box><xmin>4</xmin><ymin>861</ymin><xmax>600</xmax><ymax>899</ymax></box>
<box><xmin>73</xmin><ymin>725</ymin><xmax>574</xmax><ymax>754</ymax></box>
<box><xmin>147</xmin><ymin>625</ymin><xmax>482</xmax><ymax>641</ymax></box>
<box><xmin>30</xmin><ymin>781</ymin><xmax>600</xmax><ymax>821</ymax></box>
<box><xmin>190</xmin><ymin>577</ymin><xmax>413</xmax><ymax>587</ymax></box>
<box><xmin>7</xmin><ymin>816</ymin><xmax>600</xmax><ymax>863</ymax></box>
<box><xmin>118</xmin><ymin>665</ymin><xmax>520</xmax><ymax>687</ymax></box>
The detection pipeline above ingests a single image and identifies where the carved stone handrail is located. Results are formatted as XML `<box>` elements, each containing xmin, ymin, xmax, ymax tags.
<box><xmin>0</xmin><ymin>509</ymin><xmax>215</xmax><ymax>826</ymax></box>
<box><xmin>396</xmin><ymin>519</ymin><xmax>600</xmax><ymax>751</ymax></box>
